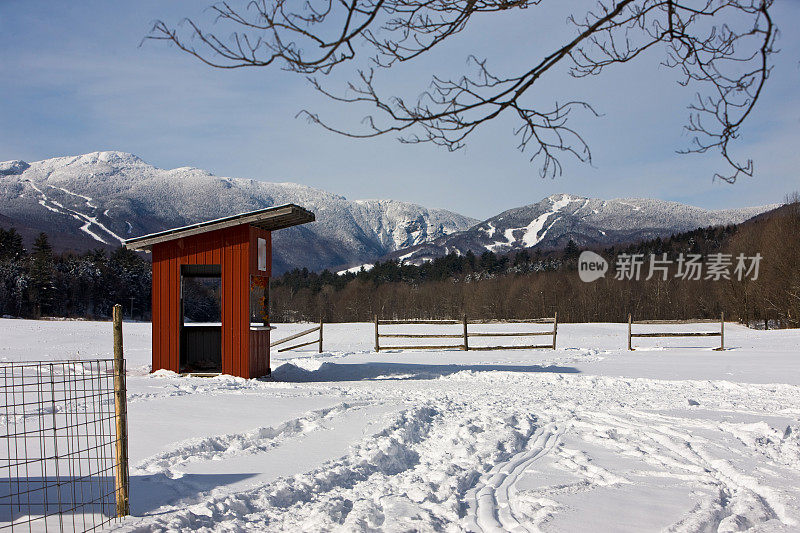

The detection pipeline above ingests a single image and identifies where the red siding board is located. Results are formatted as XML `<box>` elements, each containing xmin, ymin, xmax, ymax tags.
<box><xmin>156</xmin><ymin>248</ymin><xmax>164</xmax><ymax>372</ymax></box>
<box><xmin>238</xmin><ymin>233</ymin><xmax>249</xmax><ymax>377</ymax></box>
<box><xmin>161</xmin><ymin>250</ymin><xmax>169</xmax><ymax>371</ymax></box>
<box><xmin>230</xmin><ymin>235</ymin><xmax>236</xmax><ymax>377</ymax></box>
<box><xmin>169</xmin><ymin>252</ymin><xmax>178</xmax><ymax>371</ymax></box>
<box><xmin>166</xmin><ymin>249</ymin><xmax>173</xmax><ymax>372</ymax></box>
<box><xmin>156</xmin><ymin>246</ymin><xmax>164</xmax><ymax>372</ymax></box>
<box><xmin>236</xmin><ymin>240</ymin><xmax>242</xmax><ymax>377</ymax></box>
<box><xmin>151</xmin><ymin>248</ymin><xmax>160</xmax><ymax>372</ymax></box>
<box><xmin>229</xmin><ymin>238</ymin><xmax>236</xmax><ymax>376</ymax></box>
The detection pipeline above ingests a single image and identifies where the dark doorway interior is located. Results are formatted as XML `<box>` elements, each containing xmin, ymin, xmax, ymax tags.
<box><xmin>180</xmin><ymin>264</ymin><xmax>222</xmax><ymax>373</ymax></box>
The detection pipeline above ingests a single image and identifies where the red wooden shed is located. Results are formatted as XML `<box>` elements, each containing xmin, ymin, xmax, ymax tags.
<box><xmin>124</xmin><ymin>205</ymin><xmax>314</xmax><ymax>378</ymax></box>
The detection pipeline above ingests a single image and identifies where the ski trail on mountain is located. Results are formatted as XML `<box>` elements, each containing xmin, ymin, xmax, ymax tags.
<box><xmin>22</xmin><ymin>178</ymin><xmax>123</xmax><ymax>244</ymax></box>
<box><xmin>50</xmin><ymin>184</ymin><xmax>97</xmax><ymax>209</ymax></box>
<box><xmin>47</xmin><ymin>184</ymin><xmax>125</xmax><ymax>243</ymax></box>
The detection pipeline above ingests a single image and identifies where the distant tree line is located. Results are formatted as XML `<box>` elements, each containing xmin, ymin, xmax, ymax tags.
<box><xmin>272</xmin><ymin>225</ymin><xmax>738</xmax><ymax>298</ymax></box>
<box><xmin>271</xmin><ymin>206</ymin><xmax>799</xmax><ymax>328</ymax></box>
<box><xmin>0</xmin><ymin>229</ymin><xmax>151</xmax><ymax>320</ymax></box>
<box><xmin>274</xmin><ymin>248</ymin><xmax>563</xmax><ymax>295</ymax></box>
<box><xmin>2</xmin><ymin>201</ymin><xmax>797</xmax><ymax>328</ymax></box>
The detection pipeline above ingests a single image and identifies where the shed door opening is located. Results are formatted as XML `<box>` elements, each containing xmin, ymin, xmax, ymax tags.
<box><xmin>180</xmin><ymin>264</ymin><xmax>222</xmax><ymax>373</ymax></box>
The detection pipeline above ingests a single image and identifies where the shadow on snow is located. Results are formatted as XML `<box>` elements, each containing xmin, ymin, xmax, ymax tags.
<box><xmin>1</xmin><ymin>473</ymin><xmax>257</xmax><ymax>522</ymax></box>
<box><xmin>270</xmin><ymin>361</ymin><xmax>579</xmax><ymax>383</ymax></box>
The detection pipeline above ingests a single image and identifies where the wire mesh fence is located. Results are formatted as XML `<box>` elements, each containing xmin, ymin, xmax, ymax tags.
<box><xmin>1</xmin><ymin>359</ymin><xmax>127</xmax><ymax>532</ymax></box>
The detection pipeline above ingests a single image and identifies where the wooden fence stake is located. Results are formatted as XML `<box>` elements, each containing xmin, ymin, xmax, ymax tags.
<box><xmin>627</xmin><ymin>313</ymin><xmax>633</xmax><ymax>351</ymax></box>
<box><xmin>463</xmin><ymin>315</ymin><xmax>469</xmax><ymax>351</ymax></box>
<box><xmin>112</xmin><ymin>304</ymin><xmax>130</xmax><ymax>517</ymax></box>
<box><xmin>719</xmin><ymin>311</ymin><xmax>725</xmax><ymax>351</ymax></box>
<box><xmin>552</xmin><ymin>312</ymin><xmax>558</xmax><ymax>350</ymax></box>
<box><xmin>374</xmin><ymin>315</ymin><xmax>380</xmax><ymax>352</ymax></box>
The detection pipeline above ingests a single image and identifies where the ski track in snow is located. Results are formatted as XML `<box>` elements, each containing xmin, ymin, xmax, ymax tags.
<box><xmin>123</xmin><ymin>371</ymin><xmax>800</xmax><ymax>532</ymax></box>
<box><xmin>465</xmin><ymin>420</ymin><xmax>567</xmax><ymax>532</ymax></box>
<box><xmin>567</xmin><ymin>408</ymin><xmax>794</xmax><ymax>532</ymax></box>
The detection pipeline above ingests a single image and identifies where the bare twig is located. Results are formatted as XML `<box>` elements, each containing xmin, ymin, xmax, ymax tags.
<box><xmin>148</xmin><ymin>0</ymin><xmax>776</xmax><ymax>180</ymax></box>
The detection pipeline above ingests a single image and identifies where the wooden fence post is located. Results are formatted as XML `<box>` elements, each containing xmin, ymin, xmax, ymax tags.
<box><xmin>627</xmin><ymin>313</ymin><xmax>633</xmax><ymax>351</ymax></box>
<box><xmin>112</xmin><ymin>304</ymin><xmax>130</xmax><ymax>517</ymax></box>
<box><xmin>318</xmin><ymin>318</ymin><xmax>323</xmax><ymax>353</ymax></box>
<box><xmin>374</xmin><ymin>315</ymin><xmax>380</xmax><ymax>352</ymax></box>
<box><xmin>552</xmin><ymin>311</ymin><xmax>558</xmax><ymax>350</ymax></box>
<box><xmin>463</xmin><ymin>315</ymin><xmax>469</xmax><ymax>351</ymax></box>
<box><xmin>719</xmin><ymin>311</ymin><xmax>725</xmax><ymax>351</ymax></box>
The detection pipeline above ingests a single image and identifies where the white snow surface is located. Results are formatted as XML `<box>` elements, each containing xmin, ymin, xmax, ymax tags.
<box><xmin>487</xmin><ymin>194</ymin><xmax>573</xmax><ymax>251</ymax></box>
<box><xmin>520</xmin><ymin>194</ymin><xmax>572</xmax><ymax>247</ymax></box>
<box><xmin>2</xmin><ymin>318</ymin><xmax>800</xmax><ymax>532</ymax></box>
<box><xmin>336</xmin><ymin>264</ymin><xmax>375</xmax><ymax>275</ymax></box>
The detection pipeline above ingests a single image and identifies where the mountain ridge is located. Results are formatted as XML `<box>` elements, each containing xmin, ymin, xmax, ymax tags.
<box><xmin>0</xmin><ymin>151</ymin><xmax>477</xmax><ymax>273</ymax></box>
<box><xmin>379</xmin><ymin>193</ymin><xmax>778</xmax><ymax>265</ymax></box>
<box><xmin>0</xmin><ymin>152</ymin><xmax>778</xmax><ymax>272</ymax></box>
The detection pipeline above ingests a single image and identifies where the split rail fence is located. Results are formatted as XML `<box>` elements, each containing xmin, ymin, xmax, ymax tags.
<box><xmin>628</xmin><ymin>313</ymin><xmax>725</xmax><ymax>351</ymax></box>
<box><xmin>374</xmin><ymin>314</ymin><xmax>557</xmax><ymax>352</ymax></box>
<box><xmin>270</xmin><ymin>319</ymin><xmax>324</xmax><ymax>353</ymax></box>
<box><xmin>1</xmin><ymin>307</ymin><xmax>130</xmax><ymax>532</ymax></box>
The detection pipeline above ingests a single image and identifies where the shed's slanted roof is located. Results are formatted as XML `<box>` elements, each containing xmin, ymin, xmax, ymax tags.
<box><xmin>124</xmin><ymin>204</ymin><xmax>314</xmax><ymax>251</ymax></box>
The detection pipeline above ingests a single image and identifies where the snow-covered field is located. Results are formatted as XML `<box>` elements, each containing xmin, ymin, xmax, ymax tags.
<box><xmin>2</xmin><ymin>318</ymin><xmax>800</xmax><ymax>532</ymax></box>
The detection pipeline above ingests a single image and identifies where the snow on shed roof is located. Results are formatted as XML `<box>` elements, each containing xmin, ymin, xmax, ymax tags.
<box><xmin>124</xmin><ymin>204</ymin><xmax>314</xmax><ymax>251</ymax></box>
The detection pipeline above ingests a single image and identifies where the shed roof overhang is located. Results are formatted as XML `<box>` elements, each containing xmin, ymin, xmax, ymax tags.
<box><xmin>123</xmin><ymin>204</ymin><xmax>314</xmax><ymax>252</ymax></box>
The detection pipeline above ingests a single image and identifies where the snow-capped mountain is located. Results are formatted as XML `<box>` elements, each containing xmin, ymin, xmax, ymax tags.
<box><xmin>0</xmin><ymin>154</ymin><xmax>779</xmax><ymax>272</ymax></box>
<box><xmin>0</xmin><ymin>152</ymin><xmax>477</xmax><ymax>272</ymax></box>
<box><xmin>383</xmin><ymin>193</ymin><xmax>778</xmax><ymax>264</ymax></box>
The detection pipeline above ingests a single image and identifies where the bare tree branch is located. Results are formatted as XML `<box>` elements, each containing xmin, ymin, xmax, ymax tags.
<box><xmin>148</xmin><ymin>0</ymin><xmax>776</xmax><ymax>181</ymax></box>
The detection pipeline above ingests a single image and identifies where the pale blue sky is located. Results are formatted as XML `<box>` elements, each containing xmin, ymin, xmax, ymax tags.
<box><xmin>1</xmin><ymin>1</ymin><xmax>799</xmax><ymax>219</ymax></box>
